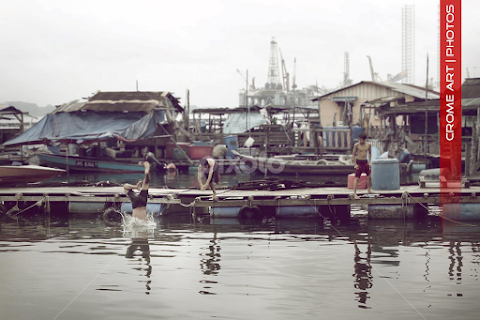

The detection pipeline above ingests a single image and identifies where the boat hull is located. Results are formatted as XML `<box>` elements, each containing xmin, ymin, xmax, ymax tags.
<box><xmin>0</xmin><ymin>165</ymin><xmax>66</xmax><ymax>185</ymax></box>
<box><xmin>236</xmin><ymin>153</ymin><xmax>355</xmax><ymax>175</ymax></box>
<box><xmin>37</xmin><ymin>153</ymin><xmax>146</xmax><ymax>173</ymax></box>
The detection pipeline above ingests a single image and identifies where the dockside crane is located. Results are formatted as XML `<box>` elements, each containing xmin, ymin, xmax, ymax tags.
<box><xmin>279</xmin><ymin>48</ymin><xmax>290</xmax><ymax>91</ymax></box>
<box><xmin>292</xmin><ymin>58</ymin><xmax>297</xmax><ymax>91</ymax></box>
<box><xmin>367</xmin><ymin>55</ymin><xmax>383</xmax><ymax>82</ymax></box>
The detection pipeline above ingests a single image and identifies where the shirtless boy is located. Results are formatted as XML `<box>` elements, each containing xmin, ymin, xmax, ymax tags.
<box><xmin>198</xmin><ymin>157</ymin><xmax>220</xmax><ymax>201</ymax></box>
<box><xmin>123</xmin><ymin>161</ymin><xmax>150</xmax><ymax>221</ymax></box>
<box><xmin>352</xmin><ymin>133</ymin><xmax>372</xmax><ymax>199</ymax></box>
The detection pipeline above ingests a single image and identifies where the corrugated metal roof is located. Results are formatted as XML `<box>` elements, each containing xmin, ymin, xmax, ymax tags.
<box><xmin>331</xmin><ymin>96</ymin><xmax>357</xmax><ymax>102</ymax></box>
<box><xmin>53</xmin><ymin>99</ymin><xmax>88</xmax><ymax>114</ymax></box>
<box><xmin>312</xmin><ymin>81</ymin><xmax>438</xmax><ymax>102</ymax></box>
<box><xmin>383</xmin><ymin>82</ymin><xmax>439</xmax><ymax>100</ymax></box>
<box><xmin>462</xmin><ymin>78</ymin><xmax>480</xmax><ymax>99</ymax></box>
<box><xmin>192</xmin><ymin>106</ymin><xmax>261</xmax><ymax>114</ymax></box>
<box><xmin>54</xmin><ymin>91</ymin><xmax>182</xmax><ymax>114</ymax></box>
<box><xmin>294</xmin><ymin>105</ymin><xmax>319</xmax><ymax>110</ymax></box>
<box><xmin>463</xmin><ymin>98</ymin><xmax>480</xmax><ymax>107</ymax></box>
<box><xmin>379</xmin><ymin>98</ymin><xmax>480</xmax><ymax>116</ymax></box>
<box><xmin>365</xmin><ymin>96</ymin><xmax>402</xmax><ymax>104</ymax></box>
<box><xmin>0</xmin><ymin>106</ymin><xmax>24</xmax><ymax>115</ymax></box>
<box><xmin>312</xmin><ymin>81</ymin><xmax>381</xmax><ymax>101</ymax></box>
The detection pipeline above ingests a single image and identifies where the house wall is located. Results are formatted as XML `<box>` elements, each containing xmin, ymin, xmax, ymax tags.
<box><xmin>317</xmin><ymin>82</ymin><xmax>407</xmax><ymax>128</ymax></box>
<box><xmin>316</xmin><ymin>100</ymin><xmax>338</xmax><ymax>126</ymax></box>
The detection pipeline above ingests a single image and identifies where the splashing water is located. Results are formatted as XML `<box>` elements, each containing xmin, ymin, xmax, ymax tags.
<box><xmin>118</xmin><ymin>211</ymin><xmax>157</xmax><ymax>238</ymax></box>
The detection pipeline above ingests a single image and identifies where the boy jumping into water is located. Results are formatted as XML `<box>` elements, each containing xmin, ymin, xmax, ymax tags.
<box><xmin>123</xmin><ymin>161</ymin><xmax>150</xmax><ymax>221</ymax></box>
<box><xmin>352</xmin><ymin>133</ymin><xmax>372</xmax><ymax>199</ymax></box>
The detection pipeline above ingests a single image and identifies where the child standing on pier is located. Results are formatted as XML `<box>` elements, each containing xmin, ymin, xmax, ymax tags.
<box><xmin>123</xmin><ymin>161</ymin><xmax>151</xmax><ymax>221</ymax></box>
<box><xmin>198</xmin><ymin>157</ymin><xmax>220</xmax><ymax>201</ymax></box>
<box><xmin>352</xmin><ymin>133</ymin><xmax>372</xmax><ymax>199</ymax></box>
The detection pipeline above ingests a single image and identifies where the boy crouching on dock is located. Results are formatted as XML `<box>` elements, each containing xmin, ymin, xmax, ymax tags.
<box><xmin>198</xmin><ymin>157</ymin><xmax>220</xmax><ymax>201</ymax></box>
<box><xmin>352</xmin><ymin>133</ymin><xmax>372</xmax><ymax>199</ymax></box>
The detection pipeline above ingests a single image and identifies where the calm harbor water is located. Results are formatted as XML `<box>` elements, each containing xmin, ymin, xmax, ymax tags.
<box><xmin>1</xmin><ymin>214</ymin><xmax>480</xmax><ymax>319</ymax></box>
<box><xmin>3</xmin><ymin>170</ymin><xmax>477</xmax><ymax>319</ymax></box>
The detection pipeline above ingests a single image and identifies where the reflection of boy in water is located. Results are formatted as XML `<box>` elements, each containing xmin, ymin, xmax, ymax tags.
<box><xmin>353</xmin><ymin>242</ymin><xmax>372</xmax><ymax>306</ymax></box>
<box><xmin>126</xmin><ymin>237</ymin><xmax>152</xmax><ymax>294</ymax></box>
<box><xmin>125</xmin><ymin>238</ymin><xmax>151</xmax><ymax>261</ymax></box>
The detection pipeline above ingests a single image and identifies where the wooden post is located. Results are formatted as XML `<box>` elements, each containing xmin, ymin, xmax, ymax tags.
<box><xmin>471</xmin><ymin>124</ymin><xmax>477</xmax><ymax>177</ymax></box>
<box><xmin>65</xmin><ymin>143</ymin><xmax>70</xmax><ymax>182</ymax></box>
<box><xmin>466</xmin><ymin>142</ymin><xmax>471</xmax><ymax>177</ymax></box>
<box><xmin>477</xmin><ymin>107</ymin><xmax>480</xmax><ymax>161</ymax></box>
<box><xmin>208</xmin><ymin>113</ymin><xmax>211</xmax><ymax>133</ymax></box>
<box><xmin>184</xmin><ymin>89</ymin><xmax>190</xmax><ymax>131</ymax></box>
<box><xmin>264</xmin><ymin>126</ymin><xmax>269</xmax><ymax>178</ymax></box>
<box><xmin>424</xmin><ymin>54</ymin><xmax>429</xmax><ymax>167</ymax></box>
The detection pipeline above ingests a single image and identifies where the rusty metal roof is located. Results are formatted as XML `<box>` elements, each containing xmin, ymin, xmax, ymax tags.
<box><xmin>54</xmin><ymin>91</ymin><xmax>182</xmax><ymax>114</ymax></box>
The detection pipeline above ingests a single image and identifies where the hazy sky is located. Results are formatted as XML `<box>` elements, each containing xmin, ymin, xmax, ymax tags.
<box><xmin>1</xmin><ymin>0</ymin><xmax>478</xmax><ymax>108</ymax></box>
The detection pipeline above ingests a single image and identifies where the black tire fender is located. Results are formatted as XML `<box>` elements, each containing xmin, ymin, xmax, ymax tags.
<box><xmin>0</xmin><ymin>204</ymin><xmax>6</xmax><ymax>219</ymax></box>
<box><xmin>238</xmin><ymin>205</ymin><xmax>262</xmax><ymax>220</ymax></box>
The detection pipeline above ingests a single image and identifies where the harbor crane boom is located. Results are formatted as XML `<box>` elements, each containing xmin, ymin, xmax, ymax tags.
<box><xmin>292</xmin><ymin>58</ymin><xmax>297</xmax><ymax>90</ymax></box>
<box><xmin>279</xmin><ymin>48</ymin><xmax>290</xmax><ymax>91</ymax></box>
<box><xmin>367</xmin><ymin>55</ymin><xmax>382</xmax><ymax>82</ymax></box>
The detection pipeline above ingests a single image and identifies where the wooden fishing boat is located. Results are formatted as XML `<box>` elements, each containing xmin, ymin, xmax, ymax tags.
<box><xmin>0</xmin><ymin>165</ymin><xmax>65</xmax><ymax>185</ymax></box>
<box><xmin>232</xmin><ymin>151</ymin><xmax>354</xmax><ymax>175</ymax></box>
<box><xmin>35</xmin><ymin>153</ymin><xmax>159</xmax><ymax>173</ymax></box>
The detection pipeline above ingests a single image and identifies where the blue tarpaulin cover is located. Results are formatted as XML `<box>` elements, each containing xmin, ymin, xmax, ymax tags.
<box><xmin>3</xmin><ymin>110</ymin><xmax>165</xmax><ymax>146</ymax></box>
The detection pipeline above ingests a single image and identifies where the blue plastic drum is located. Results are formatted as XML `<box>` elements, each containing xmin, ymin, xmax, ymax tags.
<box><xmin>371</xmin><ymin>158</ymin><xmax>400</xmax><ymax>190</ymax></box>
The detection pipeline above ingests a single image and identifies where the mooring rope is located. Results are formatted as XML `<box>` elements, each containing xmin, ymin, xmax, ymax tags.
<box><xmin>10</xmin><ymin>197</ymin><xmax>46</xmax><ymax>216</ymax></box>
<box><xmin>403</xmin><ymin>191</ymin><xmax>478</xmax><ymax>227</ymax></box>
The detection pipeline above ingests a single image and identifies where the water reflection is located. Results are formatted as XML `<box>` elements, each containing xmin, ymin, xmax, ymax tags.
<box><xmin>199</xmin><ymin>231</ymin><xmax>221</xmax><ymax>295</ymax></box>
<box><xmin>2</xmin><ymin>214</ymin><xmax>480</xmax><ymax>319</ymax></box>
<box><xmin>200</xmin><ymin>234</ymin><xmax>221</xmax><ymax>277</ymax></box>
<box><xmin>125</xmin><ymin>234</ymin><xmax>152</xmax><ymax>295</ymax></box>
<box><xmin>353</xmin><ymin>241</ymin><xmax>372</xmax><ymax>308</ymax></box>
<box><xmin>448</xmin><ymin>241</ymin><xmax>462</xmax><ymax>284</ymax></box>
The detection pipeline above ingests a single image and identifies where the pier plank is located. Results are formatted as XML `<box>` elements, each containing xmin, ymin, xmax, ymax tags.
<box><xmin>1</xmin><ymin>185</ymin><xmax>479</xmax><ymax>211</ymax></box>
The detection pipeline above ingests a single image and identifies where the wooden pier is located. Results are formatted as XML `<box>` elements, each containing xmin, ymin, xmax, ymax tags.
<box><xmin>1</xmin><ymin>184</ymin><xmax>480</xmax><ymax>220</ymax></box>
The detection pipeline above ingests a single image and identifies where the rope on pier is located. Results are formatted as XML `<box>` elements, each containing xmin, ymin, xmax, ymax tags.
<box><xmin>326</xmin><ymin>194</ymin><xmax>336</xmax><ymax>217</ymax></box>
<box><xmin>179</xmin><ymin>200</ymin><xmax>197</xmax><ymax>208</ymax></box>
<box><xmin>403</xmin><ymin>191</ymin><xmax>478</xmax><ymax>227</ymax></box>
<box><xmin>9</xmin><ymin>197</ymin><xmax>46</xmax><ymax>217</ymax></box>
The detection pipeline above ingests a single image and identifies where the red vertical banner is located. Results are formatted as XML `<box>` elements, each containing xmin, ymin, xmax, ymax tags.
<box><xmin>440</xmin><ymin>0</ymin><xmax>462</xmax><ymax>208</ymax></box>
